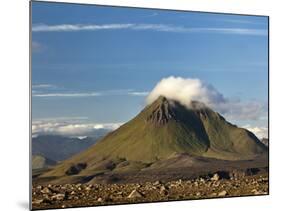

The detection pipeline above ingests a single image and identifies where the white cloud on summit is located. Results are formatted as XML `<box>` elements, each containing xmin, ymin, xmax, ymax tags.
<box><xmin>146</xmin><ymin>76</ymin><xmax>267</xmax><ymax>122</ymax></box>
<box><xmin>147</xmin><ymin>76</ymin><xmax>225</xmax><ymax>108</ymax></box>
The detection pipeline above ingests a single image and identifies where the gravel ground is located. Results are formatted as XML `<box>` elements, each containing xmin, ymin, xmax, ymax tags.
<box><xmin>32</xmin><ymin>173</ymin><xmax>268</xmax><ymax>210</ymax></box>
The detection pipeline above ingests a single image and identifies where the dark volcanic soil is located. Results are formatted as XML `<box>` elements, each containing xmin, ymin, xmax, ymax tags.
<box><xmin>32</xmin><ymin>173</ymin><xmax>268</xmax><ymax>210</ymax></box>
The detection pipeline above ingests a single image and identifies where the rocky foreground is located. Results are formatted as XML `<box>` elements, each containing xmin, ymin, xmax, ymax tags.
<box><xmin>32</xmin><ymin>173</ymin><xmax>268</xmax><ymax>210</ymax></box>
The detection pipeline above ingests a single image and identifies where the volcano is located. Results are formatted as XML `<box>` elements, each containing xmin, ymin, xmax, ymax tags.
<box><xmin>39</xmin><ymin>96</ymin><xmax>267</xmax><ymax>183</ymax></box>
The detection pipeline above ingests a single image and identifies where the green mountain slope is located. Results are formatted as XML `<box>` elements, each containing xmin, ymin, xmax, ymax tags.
<box><xmin>32</xmin><ymin>154</ymin><xmax>56</xmax><ymax>170</ymax></box>
<box><xmin>41</xmin><ymin>96</ymin><xmax>267</xmax><ymax>178</ymax></box>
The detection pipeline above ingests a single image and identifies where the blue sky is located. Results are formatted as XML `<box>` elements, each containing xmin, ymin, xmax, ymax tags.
<box><xmin>31</xmin><ymin>2</ymin><xmax>268</xmax><ymax>138</ymax></box>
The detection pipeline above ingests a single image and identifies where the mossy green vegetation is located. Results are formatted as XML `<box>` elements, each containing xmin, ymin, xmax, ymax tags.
<box><xmin>41</xmin><ymin>96</ymin><xmax>267</xmax><ymax>178</ymax></box>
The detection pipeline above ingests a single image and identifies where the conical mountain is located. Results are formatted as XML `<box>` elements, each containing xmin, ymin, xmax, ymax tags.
<box><xmin>41</xmin><ymin>96</ymin><xmax>267</xmax><ymax>178</ymax></box>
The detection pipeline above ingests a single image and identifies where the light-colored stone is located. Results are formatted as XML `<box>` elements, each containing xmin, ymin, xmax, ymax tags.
<box><xmin>85</xmin><ymin>186</ymin><xmax>91</xmax><ymax>191</ymax></box>
<box><xmin>32</xmin><ymin>199</ymin><xmax>43</xmax><ymax>204</ymax></box>
<box><xmin>128</xmin><ymin>189</ymin><xmax>143</xmax><ymax>198</ymax></box>
<box><xmin>160</xmin><ymin>185</ymin><xmax>168</xmax><ymax>195</ymax></box>
<box><xmin>210</xmin><ymin>192</ymin><xmax>217</xmax><ymax>197</ymax></box>
<box><xmin>200</xmin><ymin>178</ymin><xmax>205</xmax><ymax>183</ymax></box>
<box><xmin>41</xmin><ymin>187</ymin><xmax>52</xmax><ymax>194</ymax></box>
<box><xmin>51</xmin><ymin>193</ymin><xmax>65</xmax><ymax>201</ymax></box>
<box><xmin>211</xmin><ymin>173</ymin><xmax>220</xmax><ymax>181</ymax></box>
<box><xmin>218</xmin><ymin>190</ymin><xmax>227</xmax><ymax>197</ymax></box>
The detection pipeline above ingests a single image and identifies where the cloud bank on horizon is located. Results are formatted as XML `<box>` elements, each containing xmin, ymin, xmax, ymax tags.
<box><xmin>32</xmin><ymin>119</ymin><xmax>123</xmax><ymax>137</ymax></box>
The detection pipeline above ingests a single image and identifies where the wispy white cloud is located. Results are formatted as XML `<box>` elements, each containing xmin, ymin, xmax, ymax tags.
<box><xmin>32</xmin><ymin>23</ymin><xmax>267</xmax><ymax>36</ymax></box>
<box><xmin>144</xmin><ymin>12</ymin><xmax>158</xmax><ymax>18</ymax></box>
<box><xmin>32</xmin><ymin>84</ymin><xmax>57</xmax><ymax>89</ymax></box>
<box><xmin>128</xmin><ymin>91</ymin><xmax>149</xmax><ymax>96</ymax></box>
<box><xmin>32</xmin><ymin>23</ymin><xmax>134</xmax><ymax>32</ymax></box>
<box><xmin>32</xmin><ymin>89</ymin><xmax>149</xmax><ymax>98</ymax></box>
<box><xmin>220</xmin><ymin>19</ymin><xmax>266</xmax><ymax>25</ymax></box>
<box><xmin>217</xmin><ymin>100</ymin><xmax>268</xmax><ymax>121</ymax></box>
<box><xmin>33</xmin><ymin>92</ymin><xmax>101</xmax><ymax>97</ymax></box>
<box><xmin>35</xmin><ymin>116</ymin><xmax>89</xmax><ymax>121</ymax></box>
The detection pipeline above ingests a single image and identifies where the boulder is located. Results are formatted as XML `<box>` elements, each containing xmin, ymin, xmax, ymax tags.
<box><xmin>51</xmin><ymin>193</ymin><xmax>65</xmax><ymax>201</ymax></box>
<box><xmin>218</xmin><ymin>190</ymin><xmax>227</xmax><ymax>197</ymax></box>
<box><xmin>41</xmin><ymin>187</ymin><xmax>52</xmax><ymax>194</ymax></box>
<box><xmin>211</xmin><ymin>173</ymin><xmax>220</xmax><ymax>181</ymax></box>
<box><xmin>128</xmin><ymin>189</ymin><xmax>143</xmax><ymax>198</ymax></box>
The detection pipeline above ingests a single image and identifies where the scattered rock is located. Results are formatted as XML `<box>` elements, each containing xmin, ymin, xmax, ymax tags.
<box><xmin>42</xmin><ymin>198</ymin><xmax>52</xmax><ymax>204</ymax></box>
<box><xmin>211</xmin><ymin>173</ymin><xmax>220</xmax><ymax>181</ymax></box>
<box><xmin>153</xmin><ymin>181</ymin><xmax>161</xmax><ymax>186</ymax></box>
<box><xmin>32</xmin><ymin>199</ymin><xmax>43</xmax><ymax>204</ymax></box>
<box><xmin>32</xmin><ymin>174</ymin><xmax>268</xmax><ymax>209</ymax></box>
<box><xmin>85</xmin><ymin>186</ymin><xmax>91</xmax><ymax>191</ymax></box>
<box><xmin>176</xmin><ymin>179</ymin><xmax>182</xmax><ymax>185</ymax></box>
<box><xmin>160</xmin><ymin>185</ymin><xmax>168</xmax><ymax>195</ymax></box>
<box><xmin>36</xmin><ymin>185</ymin><xmax>42</xmax><ymax>190</ymax></box>
<box><xmin>51</xmin><ymin>193</ymin><xmax>65</xmax><ymax>201</ymax></box>
<box><xmin>210</xmin><ymin>192</ymin><xmax>217</xmax><ymax>197</ymax></box>
<box><xmin>128</xmin><ymin>189</ymin><xmax>143</xmax><ymax>198</ymax></box>
<box><xmin>251</xmin><ymin>189</ymin><xmax>265</xmax><ymax>195</ymax></box>
<box><xmin>41</xmin><ymin>187</ymin><xmax>52</xmax><ymax>194</ymax></box>
<box><xmin>200</xmin><ymin>178</ymin><xmax>205</xmax><ymax>183</ymax></box>
<box><xmin>212</xmin><ymin>181</ymin><xmax>220</xmax><ymax>187</ymax></box>
<box><xmin>218</xmin><ymin>190</ymin><xmax>227</xmax><ymax>197</ymax></box>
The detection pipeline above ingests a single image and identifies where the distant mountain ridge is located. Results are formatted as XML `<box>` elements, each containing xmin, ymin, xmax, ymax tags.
<box><xmin>32</xmin><ymin>135</ymin><xmax>101</xmax><ymax>161</ymax></box>
<box><xmin>40</xmin><ymin>96</ymin><xmax>267</xmax><ymax>181</ymax></box>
